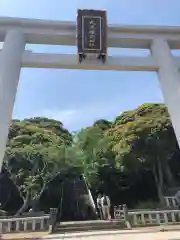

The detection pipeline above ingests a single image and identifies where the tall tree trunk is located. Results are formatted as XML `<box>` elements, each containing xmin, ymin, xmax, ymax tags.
<box><xmin>153</xmin><ymin>159</ymin><xmax>165</xmax><ymax>207</ymax></box>
<box><xmin>163</xmin><ymin>159</ymin><xmax>176</xmax><ymax>187</ymax></box>
<box><xmin>15</xmin><ymin>191</ymin><xmax>31</xmax><ymax>216</ymax></box>
<box><xmin>31</xmin><ymin>174</ymin><xmax>59</xmax><ymax>212</ymax></box>
<box><xmin>32</xmin><ymin>186</ymin><xmax>46</xmax><ymax>212</ymax></box>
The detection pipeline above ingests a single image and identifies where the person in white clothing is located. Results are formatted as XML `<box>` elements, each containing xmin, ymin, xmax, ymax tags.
<box><xmin>96</xmin><ymin>193</ymin><xmax>103</xmax><ymax>220</ymax></box>
<box><xmin>101</xmin><ymin>193</ymin><xmax>111</xmax><ymax>220</ymax></box>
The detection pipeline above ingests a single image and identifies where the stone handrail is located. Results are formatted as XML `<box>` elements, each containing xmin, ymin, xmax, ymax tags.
<box><xmin>0</xmin><ymin>215</ymin><xmax>50</xmax><ymax>234</ymax></box>
<box><xmin>129</xmin><ymin>209</ymin><xmax>180</xmax><ymax>226</ymax></box>
<box><xmin>114</xmin><ymin>206</ymin><xmax>180</xmax><ymax>227</ymax></box>
<box><xmin>164</xmin><ymin>196</ymin><xmax>178</xmax><ymax>208</ymax></box>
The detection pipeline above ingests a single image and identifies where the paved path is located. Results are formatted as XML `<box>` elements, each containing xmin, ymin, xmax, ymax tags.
<box><xmin>41</xmin><ymin>229</ymin><xmax>180</xmax><ymax>239</ymax></box>
<box><xmin>3</xmin><ymin>227</ymin><xmax>180</xmax><ymax>239</ymax></box>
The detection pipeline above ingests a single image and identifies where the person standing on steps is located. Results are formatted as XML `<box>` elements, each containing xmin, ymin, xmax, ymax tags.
<box><xmin>96</xmin><ymin>193</ymin><xmax>103</xmax><ymax>220</ymax></box>
<box><xmin>101</xmin><ymin>193</ymin><xmax>111</xmax><ymax>220</ymax></box>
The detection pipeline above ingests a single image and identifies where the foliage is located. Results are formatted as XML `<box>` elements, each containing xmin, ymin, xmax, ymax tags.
<box><xmin>134</xmin><ymin>200</ymin><xmax>159</xmax><ymax>210</ymax></box>
<box><xmin>1</xmin><ymin>103</ymin><xmax>180</xmax><ymax>214</ymax></box>
<box><xmin>3</xmin><ymin>118</ymin><xmax>73</xmax><ymax>214</ymax></box>
<box><xmin>0</xmin><ymin>209</ymin><xmax>7</xmax><ymax>217</ymax></box>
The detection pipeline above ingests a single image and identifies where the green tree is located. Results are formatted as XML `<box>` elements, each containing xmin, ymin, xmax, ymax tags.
<box><xmin>2</xmin><ymin>103</ymin><xmax>180</xmax><ymax>213</ymax></box>
<box><xmin>73</xmin><ymin>126</ymin><xmax>112</xmax><ymax>187</ymax></box>
<box><xmin>110</xmin><ymin>105</ymin><xmax>178</xmax><ymax>205</ymax></box>
<box><xmin>4</xmin><ymin>118</ymin><xmax>72</xmax><ymax>215</ymax></box>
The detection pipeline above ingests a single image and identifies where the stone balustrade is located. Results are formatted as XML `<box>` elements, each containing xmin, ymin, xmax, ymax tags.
<box><xmin>114</xmin><ymin>206</ymin><xmax>180</xmax><ymax>227</ymax></box>
<box><xmin>129</xmin><ymin>209</ymin><xmax>180</xmax><ymax>226</ymax></box>
<box><xmin>164</xmin><ymin>196</ymin><xmax>178</xmax><ymax>208</ymax></box>
<box><xmin>2</xmin><ymin>205</ymin><xmax>180</xmax><ymax>234</ymax></box>
<box><xmin>0</xmin><ymin>215</ymin><xmax>50</xmax><ymax>234</ymax></box>
<box><xmin>114</xmin><ymin>205</ymin><xmax>124</xmax><ymax>220</ymax></box>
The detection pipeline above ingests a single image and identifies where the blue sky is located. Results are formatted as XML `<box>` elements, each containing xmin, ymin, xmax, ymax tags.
<box><xmin>0</xmin><ymin>0</ymin><xmax>180</xmax><ymax>131</ymax></box>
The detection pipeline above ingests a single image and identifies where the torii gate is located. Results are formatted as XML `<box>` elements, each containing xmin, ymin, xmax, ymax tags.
<box><xmin>0</xmin><ymin>17</ymin><xmax>180</xmax><ymax>171</ymax></box>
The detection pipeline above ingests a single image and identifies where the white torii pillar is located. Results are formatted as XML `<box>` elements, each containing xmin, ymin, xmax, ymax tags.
<box><xmin>151</xmin><ymin>38</ymin><xmax>180</xmax><ymax>146</ymax></box>
<box><xmin>0</xmin><ymin>30</ymin><xmax>25</xmax><ymax>172</ymax></box>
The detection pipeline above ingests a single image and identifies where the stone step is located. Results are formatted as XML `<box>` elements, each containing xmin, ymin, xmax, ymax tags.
<box><xmin>57</xmin><ymin>220</ymin><xmax>120</xmax><ymax>227</ymax></box>
<box><xmin>54</xmin><ymin>220</ymin><xmax>126</xmax><ymax>233</ymax></box>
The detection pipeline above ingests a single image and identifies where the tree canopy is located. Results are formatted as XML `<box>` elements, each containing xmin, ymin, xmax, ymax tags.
<box><xmin>1</xmin><ymin>103</ymin><xmax>180</xmax><ymax>215</ymax></box>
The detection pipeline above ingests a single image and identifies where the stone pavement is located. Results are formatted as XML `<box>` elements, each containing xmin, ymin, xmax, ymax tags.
<box><xmin>1</xmin><ymin>232</ymin><xmax>48</xmax><ymax>240</ymax></box>
<box><xmin>41</xmin><ymin>229</ymin><xmax>180</xmax><ymax>240</ymax></box>
<box><xmin>3</xmin><ymin>227</ymin><xmax>180</xmax><ymax>240</ymax></box>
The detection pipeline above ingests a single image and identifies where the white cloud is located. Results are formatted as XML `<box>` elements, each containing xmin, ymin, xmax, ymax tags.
<box><xmin>33</xmin><ymin>106</ymin><xmax>104</xmax><ymax>131</ymax></box>
<box><xmin>40</xmin><ymin>109</ymin><xmax>79</xmax><ymax>125</ymax></box>
<box><xmin>33</xmin><ymin>99</ymin><xmax>123</xmax><ymax>131</ymax></box>
<box><xmin>18</xmin><ymin>101</ymin><xmax>115</xmax><ymax>132</ymax></box>
<box><xmin>13</xmin><ymin>95</ymin><xmax>164</xmax><ymax>132</ymax></box>
<box><xmin>33</xmin><ymin>95</ymin><xmax>164</xmax><ymax>131</ymax></box>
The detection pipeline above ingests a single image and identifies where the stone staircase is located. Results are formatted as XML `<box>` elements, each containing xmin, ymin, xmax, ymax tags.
<box><xmin>52</xmin><ymin>175</ymin><xmax>117</xmax><ymax>233</ymax></box>
<box><xmin>54</xmin><ymin>220</ymin><xmax>126</xmax><ymax>233</ymax></box>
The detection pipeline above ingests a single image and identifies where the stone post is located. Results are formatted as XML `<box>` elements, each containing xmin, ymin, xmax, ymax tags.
<box><xmin>0</xmin><ymin>30</ymin><xmax>25</xmax><ymax>172</ymax></box>
<box><xmin>49</xmin><ymin>208</ymin><xmax>58</xmax><ymax>233</ymax></box>
<box><xmin>151</xmin><ymin>38</ymin><xmax>180</xmax><ymax>148</ymax></box>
